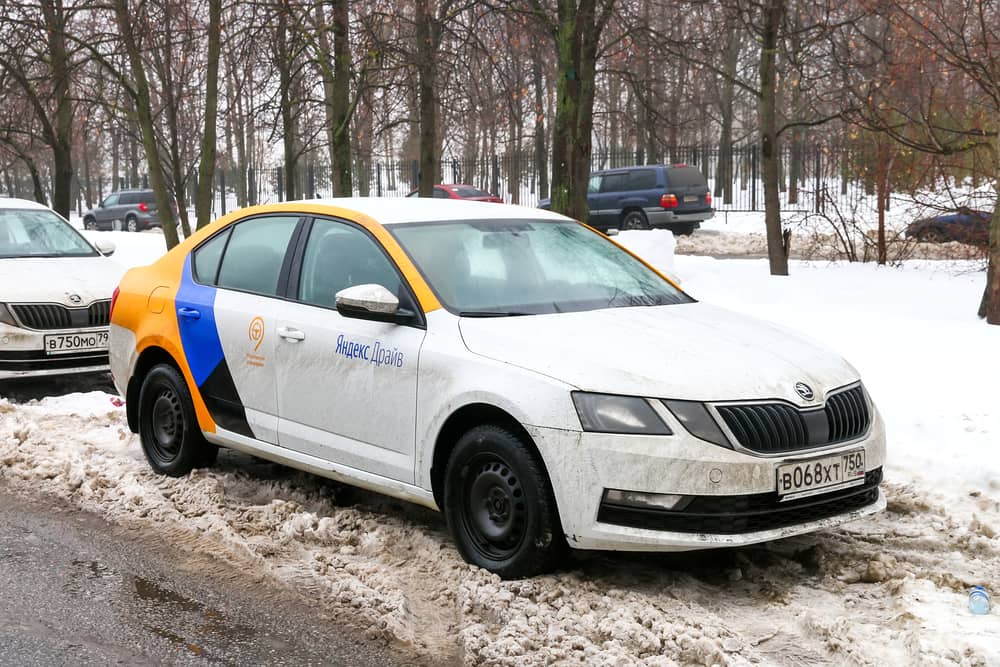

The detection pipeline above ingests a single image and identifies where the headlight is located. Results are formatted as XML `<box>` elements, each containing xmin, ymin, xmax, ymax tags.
<box><xmin>0</xmin><ymin>303</ymin><xmax>17</xmax><ymax>327</ymax></box>
<box><xmin>572</xmin><ymin>392</ymin><xmax>672</xmax><ymax>435</ymax></box>
<box><xmin>662</xmin><ymin>399</ymin><xmax>731</xmax><ymax>448</ymax></box>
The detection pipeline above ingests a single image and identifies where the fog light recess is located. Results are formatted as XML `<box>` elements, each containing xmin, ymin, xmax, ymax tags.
<box><xmin>603</xmin><ymin>489</ymin><xmax>688</xmax><ymax>511</ymax></box>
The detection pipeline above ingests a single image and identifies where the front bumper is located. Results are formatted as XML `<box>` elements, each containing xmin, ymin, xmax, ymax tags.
<box><xmin>528</xmin><ymin>407</ymin><xmax>887</xmax><ymax>552</ymax></box>
<box><xmin>0</xmin><ymin>323</ymin><xmax>110</xmax><ymax>379</ymax></box>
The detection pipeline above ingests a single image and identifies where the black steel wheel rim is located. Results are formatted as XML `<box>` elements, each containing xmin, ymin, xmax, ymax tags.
<box><xmin>460</xmin><ymin>454</ymin><xmax>528</xmax><ymax>561</ymax></box>
<box><xmin>127</xmin><ymin>218</ymin><xmax>137</xmax><ymax>232</ymax></box>
<box><xmin>147</xmin><ymin>386</ymin><xmax>184</xmax><ymax>463</ymax></box>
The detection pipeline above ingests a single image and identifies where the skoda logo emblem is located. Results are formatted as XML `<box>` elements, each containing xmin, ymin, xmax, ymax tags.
<box><xmin>794</xmin><ymin>382</ymin><xmax>814</xmax><ymax>401</ymax></box>
<box><xmin>68</xmin><ymin>294</ymin><xmax>82</xmax><ymax>305</ymax></box>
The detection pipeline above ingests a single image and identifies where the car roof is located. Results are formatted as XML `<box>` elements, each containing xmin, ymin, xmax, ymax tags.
<box><xmin>0</xmin><ymin>197</ymin><xmax>51</xmax><ymax>211</ymax></box>
<box><xmin>292</xmin><ymin>197</ymin><xmax>570</xmax><ymax>226</ymax></box>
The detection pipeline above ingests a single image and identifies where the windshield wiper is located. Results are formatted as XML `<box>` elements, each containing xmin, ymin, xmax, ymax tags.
<box><xmin>458</xmin><ymin>310</ymin><xmax>534</xmax><ymax>317</ymax></box>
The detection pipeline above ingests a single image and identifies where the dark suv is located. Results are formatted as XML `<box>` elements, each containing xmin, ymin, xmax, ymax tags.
<box><xmin>540</xmin><ymin>164</ymin><xmax>714</xmax><ymax>234</ymax></box>
<box><xmin>83</xmin><ymin>189</ymin><xmax>168</xmax><ymax>232</ymax></box>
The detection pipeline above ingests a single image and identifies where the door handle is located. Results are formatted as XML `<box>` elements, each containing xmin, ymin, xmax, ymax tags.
<box><xmin>277</xmin><ymin>326</ymin><xmax>305</xmax><ymax>341</ymax></box>
<box><xmin>177</xmin><ymin>307</ymin><xmax>201</xmax><ymax>320</ymax></box>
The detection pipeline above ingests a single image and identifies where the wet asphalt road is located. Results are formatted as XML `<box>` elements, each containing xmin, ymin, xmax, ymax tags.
<box><xmin>0</xmin><ymin>485</ymin><xmax>411</xmax><ymax>666</ymax></box>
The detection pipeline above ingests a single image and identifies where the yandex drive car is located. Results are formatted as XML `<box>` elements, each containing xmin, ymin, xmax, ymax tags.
<box><xmin>0</xmin><ymin>198</ymin><xmax>122</xmax><ymax>379</ymax></box>
<box><xmin>109</xmin><ymin>198</ymin><xmax>886</xmax><ymax>578</ymax></box>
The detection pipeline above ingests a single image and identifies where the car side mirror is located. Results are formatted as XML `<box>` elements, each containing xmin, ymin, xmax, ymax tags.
<box><xmin>94</xmin><ymin>239</ymin><xmax>116</xmax><ymax>256</ymax></box>
<box><xmin>335</xmin><ymin>284</ymin><xmax>413</xmax><ymax>324</ymax></box>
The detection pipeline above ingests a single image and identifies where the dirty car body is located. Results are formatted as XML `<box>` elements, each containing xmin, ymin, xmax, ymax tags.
<box><xmin>109</xmin><ymin>198</ymin><xmax>886</xmax><ymax>578</ymax></box>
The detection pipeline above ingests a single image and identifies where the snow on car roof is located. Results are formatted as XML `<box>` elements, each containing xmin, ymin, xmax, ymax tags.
<box><xmin>298</xmin><ymin>196</ymin><xmax>572</xmax><ymax>226</ymax></box>
<box><xmin>0</xmin><ymin>197</ymin><xmax>51</xmax><ymax>211</ymax></box>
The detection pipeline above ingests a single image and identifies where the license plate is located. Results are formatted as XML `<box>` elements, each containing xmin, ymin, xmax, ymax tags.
<box><xmin>683</xmin><ymin>195</ymin><xmax>698</xmax><ymax>203</ymax></box>
<box><xmin>44</xmin><ymin>331</ymin><xmax>109</xmax><ymax>355</ymax></box>
<box><xmin>776</xmin><ymin>449</ymin><xmax>866</xmax><ymax>501</ymax></box>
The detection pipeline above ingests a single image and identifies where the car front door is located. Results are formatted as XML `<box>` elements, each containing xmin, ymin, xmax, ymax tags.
<box><xmin>174</xmin><ymin>214</ymin><xmax>302</xmax><ymax>443</ymax></box>
<box><xmin>275</xmin><ymin>217</ymin><xmax>426</xmax><ymax>483</ymax></box>
<box><xmin>98</xmin><ymin>193</ymin><xmax>120</xmax><ymax>226</ymax></box>
<box><xmin>595</xmin><ymin>171</ymin><xmax>628</xmax><ymax>229</ymax></box>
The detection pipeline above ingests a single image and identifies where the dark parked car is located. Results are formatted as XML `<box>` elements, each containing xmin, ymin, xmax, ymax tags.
<box><xmin>905</xmin><ymin>207</ymin><xmax>990</xmax><ymax>246</ymax></box>
<box><xmin>83</xmin><ymin>189</ymin><xmax>171</xmax><ymax>232</ymax></box>
<box><xmin>538</xmin><ymin>164</ymin><xmax>714</xmax><ymax>234</ymax></box>
<box><xmin>406</xmin><ymin>184</ymin><xmax>502</xmax><ymax>203</ymax></box>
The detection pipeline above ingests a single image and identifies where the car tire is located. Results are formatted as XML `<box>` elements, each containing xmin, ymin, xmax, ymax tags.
<box><xmin>675</xmin><ymin>223</ymin><xmax>697</xmax><ymax>236</ymax></box>
<box><xmin>126</xmin><ymin>215</ymin><xmax>139</xmax><ymax>233</ymax></box>
<box><xmin>443</xmin><ymin>424</ymin><xmax>565</xmax><ymax>579</ymax></box>
<box><xmin>83</xmin><ymin>217</ymin><xmax>97</xmax><ymax>231</ymax></box>
<box><xmin>621</xmin><ymin>210</ymin><xmax>649</xmax><ymax>230</ymax></box>
<box><xmin>137</xmin><ymin>364</ymin><xmax>212</xmax><ymax>476</ymax></box>
<box><xmin>919</xmin><ymin>228</ymin><xmax>948</xmax><ymax>243</ymax></box>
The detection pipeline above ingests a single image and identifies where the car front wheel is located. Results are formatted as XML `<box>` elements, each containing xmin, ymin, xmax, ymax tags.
<box><xmin>443</xmin><ymin>424</ymin><xmax>564</xmax><ymax>579</ymax></box>
<box><xmin>83</xmin><ymin>217</ymin><xmax>97</xmax><ymax>230</ymax></box>
<box><xmin>126</xmin><ymin>215</ymin><xmax>139</xmax><ymax>233</ymax></box>
<box><xmin>137</xmin><ymin>364</ymin><xmax>217</xmax><ymax>476</ymax></box>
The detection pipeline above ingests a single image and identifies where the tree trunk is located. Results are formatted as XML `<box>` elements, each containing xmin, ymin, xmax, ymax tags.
<box><xmin>759</xmin><ymin>0</ymin><xmax>788</xmax><ymax>276</ymax></box>
<box><xmin>980</xmin><ymin>158</ymin><xmax>1000</xmax><ymax>323</ymax></box>
<box><xmin>41</xmin><ymin>0</ymin><xmax>74</xmax><ymax>218</ymax></box>
<box><xmin>195</xmin><ymin>0</ymin><xmax>222</xmax><ymax>228</ymax></box>
<box><xmin>533</xmin><ymin>52</ymin><xmax>548</xmax><ymax>199</ymax></box>
<box><xmin>277</xmin><ymin>8</ymin><xmax>298</xmax><ymax>201</ymax></box>
<box><xmin>112</xmin><ymin>0</ymin><xmax>179</xmax><ymax>249</ymax></box>
<box><xmin>875</xmin><ymin>138</ymin><xmax>890</xmax><ymax>265</ymax></box>
<box><xmin>415</xmin><ymin>0</ymin><xmax>437</xmax><ymax>197</ymax></box>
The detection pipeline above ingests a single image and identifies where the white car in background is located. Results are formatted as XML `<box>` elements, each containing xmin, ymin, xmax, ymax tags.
<box><xmin>0</xmin><ymin>198</ymin><xmax>122</xmax><ymax>379</ymax></box>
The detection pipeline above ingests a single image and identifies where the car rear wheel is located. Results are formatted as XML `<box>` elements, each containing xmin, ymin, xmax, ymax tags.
<box><xmin>621</xmin><ymin>210</ymin><xmax>649</xmax><ymax>230</ymax></box>
<box><xmin>126</xmin><ymin>215</ymin><xmax>139</xmax><ymax>233</ymax></box>
<box><xmin>674</xmin><ymin>223</ymin><xmax>697</xmax><ymax>236</ymax></box>
<box><xmin>443</xmin><ymin>424</ymin><xmax>564</xmax><ymax>579</ymax></box>
<box><xmin>138</xmin><ymin>364</ymin><xmax>216</xmax><ymax>476</ymax></box>
<box><xmin>919</xmin><ymin>228</ymin><xmax>948</xmax><ymax>243</ymax></box>
<box><xmin>83</xmin><ymin>217</ymin><xmax>97</xmax><ymax>231</ymax></box>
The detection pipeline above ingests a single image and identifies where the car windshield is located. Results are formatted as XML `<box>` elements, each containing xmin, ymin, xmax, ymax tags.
<box><xmin>390</xmin><ymin>219</ymin><xmax>692</xmax><ymax>315</ymax></box>
<box><xmin>0</xmin><ymin>208</ymin><xmax>97</xmax><ymax>258</ymax></box>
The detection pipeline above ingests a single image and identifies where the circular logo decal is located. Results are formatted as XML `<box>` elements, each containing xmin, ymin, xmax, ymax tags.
<box><xmin>68</xmin><ymin>294</ymin><xmax>82</xmax><ymax>305</ymax></box>
<box><xmin>248</xmin><ymin>316</ymin><xmax>265</xmax><ymax>351</ymax></box>
<box><xmin>794</xmin><ymin>382</ymin><xmax>815</xmax><ymax>401</ymax></box>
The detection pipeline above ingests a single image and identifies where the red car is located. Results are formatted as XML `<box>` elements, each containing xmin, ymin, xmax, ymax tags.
<box><xmin>406</xmin><ymin>184</ymin><xmax>502</xmax><ymax>203</ymax></box>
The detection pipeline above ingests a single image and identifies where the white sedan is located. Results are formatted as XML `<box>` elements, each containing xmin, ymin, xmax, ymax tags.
<box><xmin>0</xmin><ymin>198</ymin><xmax>122</xmax><ymax>379</ymax></box>
<box><xmin>109</xmin><ymin>198</ymin><xmax>885</xmax><ymax>578</ymax></box>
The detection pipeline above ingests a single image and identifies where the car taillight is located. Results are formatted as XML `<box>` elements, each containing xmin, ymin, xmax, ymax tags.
<box><xmin>705</xmin><ymin>191</ymin><xmax>712</xmax><ymax>206</ymax></box>
<box><xmin>138</xmin><ymin>202</ymin><xmax>149</xmax><ymax>212</ymax></box>
<box><xmin>110</xmin><ymin>286</ymin><xmax>120</xmax><ymax>320</ymax></box>
<box><xmin>660</xmin><ymin>194</ymin><xmax>678</xmax><ymax>209</ymax></box>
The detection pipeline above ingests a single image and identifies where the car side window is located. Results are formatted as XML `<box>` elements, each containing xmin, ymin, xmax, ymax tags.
<box><xmin>216</xmin><ymin>216</ymin><xmax>300</xmax><ymax>296</ymax></box>
<box><xmin>432</xmin><ymin>188</ymin><xmax>450</xmax><ymax>199</ymax></box>
<box><xmin>298</xmin><ymin>219</ymin><xmax>402</xmax><ymax>309</ymax></box>
<box><xmin>588</xmin><ymin>175</ymin><xmax>602</xmax><ymax>194</ymax></box>
<box><xmin>192</xmin><ymin>228</ymin><xmax>231</xmax><ymax>285</ymax></box>
<box><xmin>120</xmin><ymin>193</ymin><xmax>138</xmax><ymax>205</ymax></box>
<box><xmin>626</xmin><ymin>169</ymin><xmax>657</xmax><ymax>190</ymax></box>
<box><xmin>600</xmin><ymin>173</ymin><xmax>628</xmax><ymax>193</ymax></box>
<box><xmin>102</xmin><ymin>194</ymin><xmax>120</xmax><ymax>207</ymax></box>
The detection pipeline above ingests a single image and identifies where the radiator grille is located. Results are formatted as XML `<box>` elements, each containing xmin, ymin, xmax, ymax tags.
<box><xmin>717</xmin><ymin>385</ymin><xmax>871</xmax><ymax>454</ymax></box>
<box><xmin>10</xmin><ymin>300</ymin><xmax>111</xmax><ymax>330</ymax></box>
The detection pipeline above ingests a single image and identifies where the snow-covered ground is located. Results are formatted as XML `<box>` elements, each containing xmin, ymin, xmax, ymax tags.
<box><xmin>1</xmin><ymin>222</ymin><xmax>998</xmax><ymax>664</ymax></box>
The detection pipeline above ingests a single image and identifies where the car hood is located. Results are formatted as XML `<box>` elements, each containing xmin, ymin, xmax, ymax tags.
<box><xmin>458</xmin><ymin>302</ymin><xmax>860</xmax><ymax>405</ymax></box>
<box><xmin>0</xmin><ymin>256</ymin><xmax>125</xmax><ymax>306</ymax></box>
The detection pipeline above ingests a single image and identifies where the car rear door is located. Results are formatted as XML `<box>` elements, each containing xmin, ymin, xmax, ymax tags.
<box><xmin>97</xmin><ymin>193</ymin><xmax>120</xmax><ymax>226</ymax></box>
<box><xmin>665</xmin><ymin>166</ymin><xmax>711</xmax><ymax>214</ymax></box>
<box><xmin>274</xmin><ymin>216</ymin><xmax>426</xmax><ymax>483</ymax></box>
<box><xmin>594</xmin><ymin>171</ymin><xmax>628</xmax><ymax>229</ymax></box>
<box><xmin>174</xmin><ymin>214</ymin><xmax>303</xmax><ymax>443</ymax></box>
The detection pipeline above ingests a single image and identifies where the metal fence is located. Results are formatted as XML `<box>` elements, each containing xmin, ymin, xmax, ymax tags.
<box><xmin>210</xmin><ymin>144</ymin><xmax>879</xmax><ymax>218</ymax></box>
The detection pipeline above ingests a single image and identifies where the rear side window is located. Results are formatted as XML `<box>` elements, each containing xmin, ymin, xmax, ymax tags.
<box><xmin>665</xmin><ymin>167</ymin><xmax>707</xmax><ymax>188</ymax></box>
<box><xmin>600</xmin><ymin>172</ymin><xmax>628</xmax><ymax>193</ymax></box>
<box><xmin>433</xmin><ymin>188</ymin><xmax>450</xmax><ymax>198</ymax></box>
<box><xmin>120</xmin><ymin>193</ymin><xmax>138</xmax><ymax>205</ymax></box>
<box><xmin>192</xmin><ymin>228</ymin><xmax>231</xmax><ymax>285</ymax></box>
<box><xmin>216</xmin><ymin>216</ymin><xmax>300</xmax><ymax>296</ymax></box>
<box><xmin>626</xmin><ymin>170</ymin><xmax>657</xmax><ymax>190</ymax></box>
